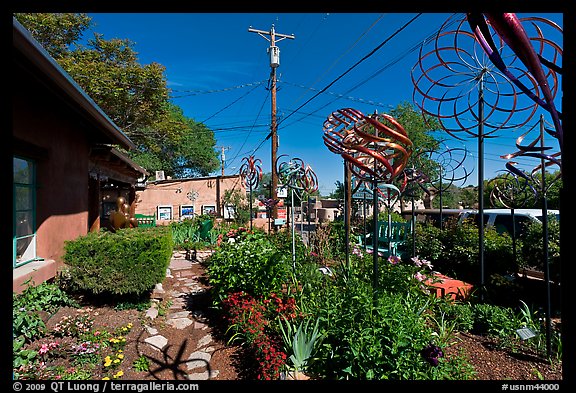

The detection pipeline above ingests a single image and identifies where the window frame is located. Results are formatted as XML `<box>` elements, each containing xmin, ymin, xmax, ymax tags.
<box><xmin>13</xmin><ymin>155</ymin><xmax>39</xmax><ymax>268</ymax></box>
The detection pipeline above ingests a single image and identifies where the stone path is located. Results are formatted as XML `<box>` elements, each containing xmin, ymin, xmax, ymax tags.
<box><xmin>141</xmin><ymin>249</ymin><xmax>222</xmax><ymax>380</ymax></box>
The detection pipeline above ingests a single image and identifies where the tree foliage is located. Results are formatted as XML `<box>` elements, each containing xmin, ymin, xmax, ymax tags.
<box><xmin>15</xmin><ymin>13</ymin><xmax>219</xmax><ymax>179</ymax></box>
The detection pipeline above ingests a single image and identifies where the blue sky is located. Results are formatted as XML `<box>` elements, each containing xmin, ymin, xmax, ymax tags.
<box><xmin>85</xmin><ymin>12</ymin><xmax>563</xmax><ymax>195</ymax></box>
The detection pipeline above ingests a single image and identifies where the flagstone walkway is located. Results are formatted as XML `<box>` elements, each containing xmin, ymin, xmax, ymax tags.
<box><xmin>138</xmin><ymin>249</ymin><xmax>237</xmax><ymax>380</ymax></box>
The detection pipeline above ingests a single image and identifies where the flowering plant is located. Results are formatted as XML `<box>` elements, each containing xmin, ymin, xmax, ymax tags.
<box><xmin>421</xmin><ymin>343</ymin><xmax>444</xmax><ymax>367</ymax></box>
<box><xmin>222</xmin><ymin>291</ymin><xmax>299</xmax><ymax>379</ymax></box>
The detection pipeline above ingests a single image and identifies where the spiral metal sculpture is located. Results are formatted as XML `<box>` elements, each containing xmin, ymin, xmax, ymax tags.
<box><xmin>411</xmin><ymin>14</ymin><xmax>550</xmax><ymax>139</ymax></box>
<box><xmin>501</xmin><ymin>119</ymin><xmax>562</xmax><ymax>193</ymax></box>
<box><xmin>467</xmin><ymin>14</ymin><xmax>563</xmax><ymax>149</ymax></box>
<box><xmin>323</xmin><ymin>108</ymin><xmax>413</xmax><ymax>185</ymax></box>
<box><xmin>239</xmin><ymin>155</ymin><xmax>263</xmax><ymax>230</ymax></box>
<box><xmin>275</xmin><ymin>155</ymin><xmax>319</xmax><ymax>198</ymax></box>
<box><xmin>239</xmin><ymin>155</ymin><xmax>263</xmax><ymax>190</ymax></box>
<box><xmin>275</xmin><ymin>155</ymin><xmax>318</xmax><ymax>269</ymax></box>
<box><xmin>416</xmin><ymin>143</ymin><xmax>473</xmax><ymax>198</ymax></box>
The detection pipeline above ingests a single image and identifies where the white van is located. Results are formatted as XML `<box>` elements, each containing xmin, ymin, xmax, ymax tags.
<box><xmin>458</xmin><ymin>208</ymin><xmax>560</xmax><ymax>236</ymax></box>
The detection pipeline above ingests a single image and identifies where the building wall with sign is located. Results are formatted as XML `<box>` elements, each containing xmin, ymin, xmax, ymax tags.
<box><xmin>135</xmin><ymin>175</ymin><xmax>246</xmax><ymax>224</ymax></box>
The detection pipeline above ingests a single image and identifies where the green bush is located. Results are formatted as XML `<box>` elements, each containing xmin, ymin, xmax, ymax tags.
<box><xmin>406</xmin><ymin>223</ymin><xmax>444</xmax><ymax>263</ymax></box>
<box><xmin>471</xmin><ymin>303</ymin><xmax>517</xmax><ymax>338</ymax></box>
<box><xmin>307</xmin><ymin>275</ymin><xmax>469</xmax><ymax>380</ymax></box>
<box><xmin>413</xmin><ymin>221</ymin><xmax>517</xmax><ymax>283</ymax></box>
<box><xmin>207</xmin><ymin>231</ymin><xmax>293</xmax><ymax>303</ymax></box>
<box><xmin>62</xmin><ymin>227</ymin><xmax>173</xmax><ymax>296</ymax></box>
<box><xmin>520</xmin><ymin>215</ymin><xmax>560</xmax><ymax>283</ymax></box>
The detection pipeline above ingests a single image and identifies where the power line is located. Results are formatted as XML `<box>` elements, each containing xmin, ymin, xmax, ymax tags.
<box><xmin>274</xmin><ymin>13</ymin><xmax>423</xmax><ymax>132</ymax></box>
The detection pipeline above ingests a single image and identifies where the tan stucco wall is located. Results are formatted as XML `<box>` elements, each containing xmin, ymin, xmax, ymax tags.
<box><xmin>135</xmin><ymin>176</ymin><xmax>246</xmax><ymax>224</ymax></box>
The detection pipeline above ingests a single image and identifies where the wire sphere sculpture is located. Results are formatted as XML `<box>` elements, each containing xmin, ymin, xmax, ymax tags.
<box><xmin>239</xmin><ymin>155</ymin><xmax>263</xmax><ymax>190</ymax></box>
<box><xmin>488</xmin><ymin>163</ymin><xmax>539</xmax><ymax>209</ymax></box>
<box><xmin>411</xmin><ymin>13</ymin><xmax>553</xmax><ymax>139</ymax></box>
<box><xmin>416</xmin><ymin>143</ymin><xmax>473</xmax><ymax>194</ymax></box>
<box><xmin>275</xmin><ymin>155</ymin><xmax>319</xmax><ymax>199</ymax></box>
<box><xmin>322</xmin><ymin>108</ymin><xmax>365</xmax><ymax>156</ymax></box>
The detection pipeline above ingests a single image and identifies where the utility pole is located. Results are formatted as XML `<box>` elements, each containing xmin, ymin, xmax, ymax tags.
<box><xmin>216</xmin><ymin>146</ymin><xmax>230</xmax><ymax>176</ymax></box>
<box><xmin>248</xmin><ymin>24</ymin><xmax>294</xmax><ymax>224</ymax></box>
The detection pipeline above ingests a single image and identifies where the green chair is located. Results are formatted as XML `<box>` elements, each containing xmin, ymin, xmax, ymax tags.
<box><xmin>364</xmin><ymin>221</ymin><xmax>411</xmax><ymax>258</ymax></box>
<box><xmin>198</xmin><ymin>219</ymin><xmax>213</xmax><ymax>241</ymax></box>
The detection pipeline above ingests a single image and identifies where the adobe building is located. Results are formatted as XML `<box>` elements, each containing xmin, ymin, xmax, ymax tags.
<box><xmin>135</xmin><ymin>175</ymin><xmax>246</xmax><ymax>224</ymax></box>
<box><xmin>12</xmin><ymin>18</ymin><xmax>146</xmax><ymax>293</ymax></box>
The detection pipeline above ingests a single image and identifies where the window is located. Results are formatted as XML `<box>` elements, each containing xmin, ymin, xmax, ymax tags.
<box><xmin>202</xmin><ymin>205</ymin><xmax>216</xmax><ymax>216</ymax></box>
<box><xmin>13</xmin><ymin>156</ymin><xmax>38</xmax><ymax>268</ymax></box>
<box><xmin>157</xmin><ymin>205</ymin><xmax>173</xmax><ymax>220</ymax></box>
<box><xmin>180</xmin><ymin>205</ymin><xmax>195</xmax><ymax>220</ymax></box>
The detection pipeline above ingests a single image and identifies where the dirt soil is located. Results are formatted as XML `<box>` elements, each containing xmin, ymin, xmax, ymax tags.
<box><xmin>34</xmin><ymin>251</ymin><xmax>562</xmax><ymax>382</ymax></box>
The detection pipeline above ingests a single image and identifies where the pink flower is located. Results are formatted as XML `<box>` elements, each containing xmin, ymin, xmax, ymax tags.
<box><xmin>388</xmin><ymin>255</ymin><xmax>401</xmax><ymax>265</ymax></box>
<box><xmin>414</xmin><ymin>272</ymin><xmax>427</xmax><ymax>282</ymax></box>
<box><xmin>39</xmin><ymin>344</ymin><xmax>49</xmax><ymax>355</ymax></box>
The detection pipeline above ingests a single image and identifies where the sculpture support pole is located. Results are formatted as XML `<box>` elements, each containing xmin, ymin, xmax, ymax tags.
<box><xmin>478</xmin><ymin>74</ymin><xmax>486</xmax><ymax>301</ymax></box>
<box><xmin>364</xmin><ymin>192</ymin><xmax>367</xmax><ymax>251</ymax></box>
<box><xmin>344</xmin><ymin>161</ymin><xmax>351</xmax><ymax>269</ymax></box>
<box><xmin>411</xmin><ymin>193</ymin><xmax>416</xmax><ymax>258</ymax></box>
<box><xmin>540</xmin><ymin>114</ymin><xmax>552</xmax><ymax>359</ymax></box>
<box><xmin>372</xmin><ymin>174</ymin><xmax>379</xmax><ymax>291</ymax></box>
<box><xmin>291</xmin><ymin>188</ymin><xmax>296</xmax><ymax>271</ymax></box>
<box><xmin>249</xmin><ymin>185</ymin><xmax>253</xmax><ymax>231</ymax></box>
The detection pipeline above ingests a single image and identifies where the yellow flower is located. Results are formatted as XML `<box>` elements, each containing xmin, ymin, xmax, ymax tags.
<box><xmin>113</xmin><ymin>370</ymin><xmax>124</xmax><ymax>379</ymax></box>
<box><xmin>122</xmin><ymin>327</ymin><xmax>128</xmax><ymax>332</ymax></box>
<box><xmin>117</xmin><ymin>354</ymin><xmax>124</xmax><ymax>359</ymax></box>
<box><xmin>127</xmin><ymin>323</ymin><xmax>133</xmax><ymax>329</ymax></box>
<box><xmin>114</xmin><ymin>359</ymin><xmax>120</xmax><ymax>364</ymax></box>
<box><xmin>102</xmin><ymin>377</ymin><xmax>110</xmax><ymax>380</ymax></box>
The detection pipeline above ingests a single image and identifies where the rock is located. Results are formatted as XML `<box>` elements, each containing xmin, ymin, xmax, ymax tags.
<box><xmin>166</xmin><ymin>318</ymin><xmax>193</xmax><ymax>329</ymax></box>
<box><xmin>186</xmin><ymin>351</ymin><xmax>212</xmax><ymax>370</ymax></box>
<box><xmin>144</xmin><ymin>335</ymin><xmax>168</xmax><ymax>351</ymax></box>
<box><xmin>196</xmin><ymin>334</ymin><xmax>213</xmax><ymax>348</ymax></box>
<box><xmin>145</xmin><ymin>307</ymin><xmax>158</xmax><ymax>320</ymax></box>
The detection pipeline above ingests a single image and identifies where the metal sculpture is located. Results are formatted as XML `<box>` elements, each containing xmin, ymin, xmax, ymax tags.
<box><xmin>500</xmin><ymin>115</ymin><xmax>562</xmax><ymax>358</ymax></box>
<box><xmin>417</xmin><ymin>143</ymin><xmax>472</xmax><ymax>228</ymax></box>
<box><xmin>488</xmin><ymin>163</ymin><xmax>538</xmax><ymax>271</ymax></box>
<box><xmin>467</xmin><ymin>14</ymin><xmax>563</xmax><ymax>153</ymax></box>
<box><xmin>411</xmin><ymin>13</ymin><xmax>553</xmax><ymax>300</ymax></box>
<box><xmin>239</xmin><ymin>155</ymin><xmax>263</xmax><ymax>230</ymax></box>
<box><xmin>323</xmin><ymin>108</ymin><xmax>413</xmax><ymax>288</ymax></box>
<box><xmin>275</xmin><ymin>155</ymin><xmax>318</xmax><ymax>269</ymax></box>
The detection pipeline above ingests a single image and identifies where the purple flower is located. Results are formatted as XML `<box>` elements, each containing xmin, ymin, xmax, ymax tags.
<box><xmin>421</xmin><ymin>343</ymin><xmax>444</xmax><ymax>366</ymax></box>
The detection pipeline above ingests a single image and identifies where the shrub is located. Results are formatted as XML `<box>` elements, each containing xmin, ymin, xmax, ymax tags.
<box><xmin>471</xmin><ymin>303</ymin><xmax>517</xmax><ymax>339</ymax></box>
<box><xmin>520</xmin><ymin>215</ymin><xmax>560</xmax><ymax>283</ymax></box>
<box><xmin>207</xmin><ymin>231</ymin><xmax>292</xmax><ymax>302</ymax></box>
<box><xmin>62</xmin><ymin>227</ymin><xmax>173</xmax><ymax>296</ymax></box>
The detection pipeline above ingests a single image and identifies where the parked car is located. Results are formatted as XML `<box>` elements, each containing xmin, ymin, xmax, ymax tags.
<box><xmin>458</xmin><ymin>208</ymin><xmax>560</xmax><ymax>237</ymax></box>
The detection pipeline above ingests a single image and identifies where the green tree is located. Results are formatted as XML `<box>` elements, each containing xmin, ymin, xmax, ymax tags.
<box><xmin>329</xmin><ymin>181</ymin><xmax>345</xmax><ymax>200</ymax></box>
<box><xmin>15</xmin><ymin>13</ymin><xmax>219</xmax><ymax>179</ymax></box>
